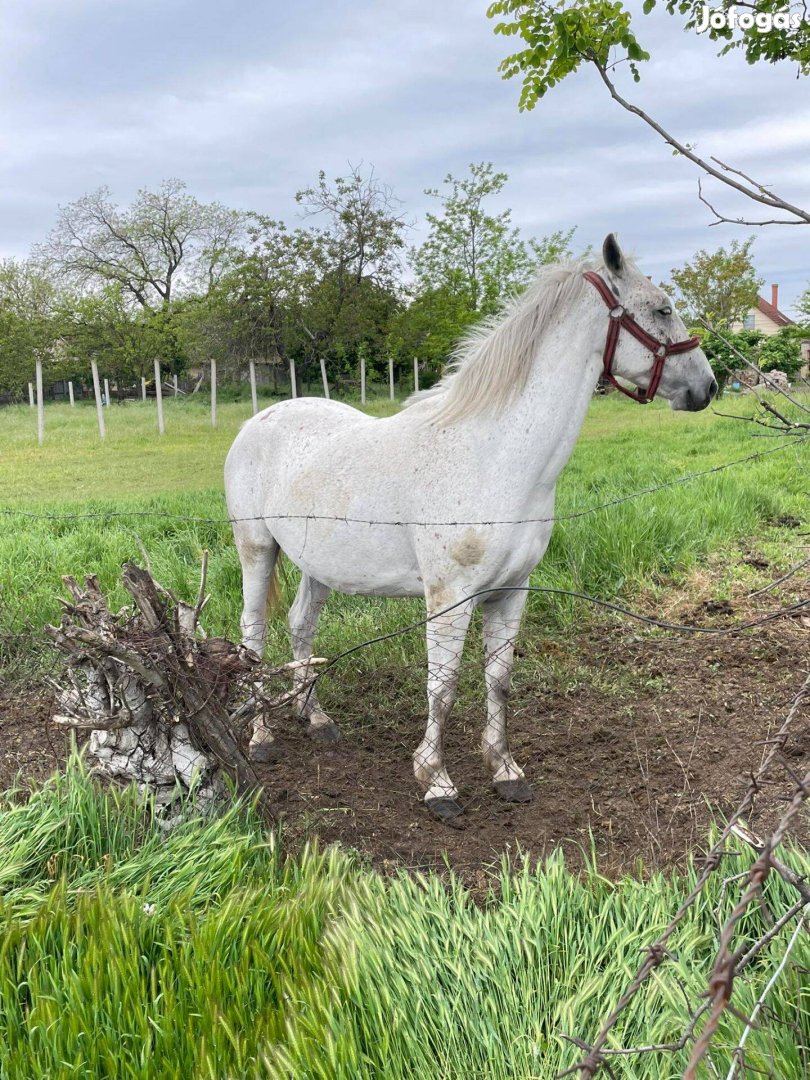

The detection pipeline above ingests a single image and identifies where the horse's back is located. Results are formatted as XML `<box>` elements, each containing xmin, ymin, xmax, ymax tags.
<box><xmin>226</xmin><ymin>398</ymin><xmax>370</xmax><ymax>493</ymax></box>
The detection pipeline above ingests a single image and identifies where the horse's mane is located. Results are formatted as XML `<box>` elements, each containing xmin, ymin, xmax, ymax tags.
<box><xmin>404</xmin><ymin>255</ymin><xmax>624</xmax><ymax>425</ymax></box>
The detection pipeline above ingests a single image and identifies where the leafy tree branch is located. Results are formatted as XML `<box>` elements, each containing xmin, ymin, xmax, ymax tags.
<box><xmin>487</xmin><ymin>0</ymin><xmax>810</xmax><ymax>225</ymax></box>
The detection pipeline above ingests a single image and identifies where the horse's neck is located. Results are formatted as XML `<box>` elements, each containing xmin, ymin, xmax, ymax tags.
<box><xmin>476</xmin><ymin>298</ymin><xmax>602</xmax><ymax>496</ymax></box>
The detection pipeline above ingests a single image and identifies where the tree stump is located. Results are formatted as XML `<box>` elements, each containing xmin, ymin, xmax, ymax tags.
<box><xmin>45</xmin><ymin>560</ymin><xmax>321</xmax><ymax>818</ymax></box>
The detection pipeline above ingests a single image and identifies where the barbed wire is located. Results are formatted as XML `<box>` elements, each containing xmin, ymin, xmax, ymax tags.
<box><xmin>558</xmin><ymin>668</ymin><xmax>810</xmax><ymax>1079</ymax></box>
<box><xmin>15</xmin><ymin>542</ymin><xmax>810</xmax><ymax>1076</ymax></box>
<box><xmin>316</xmin><ymin>587</ymin><xmax>810</xmax><ymax>677</ymax></box>
<box><xmin>38</xmin><ymin>567</ymin><xmax>810</xmax><ymax>1076</ymax></box>
<box><xmin>6</xmin><ymin>389</ymin><xmax>810</xmax><ymax>1074</ymax></box>
<box><xmin>0</xmin><ymin>430</ymin><xmax>807</xmax><ymax>528</ymax></box>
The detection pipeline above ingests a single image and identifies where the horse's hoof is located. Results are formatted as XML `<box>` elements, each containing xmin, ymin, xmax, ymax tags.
<box><xmin>426</xmin><ymin>797</ymin><xmax>464</xmax><ymax>823</ymax></box>
<box><xmin>308</xmin><ymin>722</ymin><xmax>342</xmax><ymax>744</ymax></box>
<box><xmin>494</xmin><ymin>779</ymin><xmax>534</xmax><ymax>803</ymax></box>
<box><xmin>249</xmin><ymin>742</ymin><xmax>279</xmax><ymax>764</ymax></box>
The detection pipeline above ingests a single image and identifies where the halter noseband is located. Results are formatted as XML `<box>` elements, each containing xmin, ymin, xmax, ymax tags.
<box><xmin>583</xmin><ymin>271</ymin><xmax>701</xmax><ymax>404</ymax></box>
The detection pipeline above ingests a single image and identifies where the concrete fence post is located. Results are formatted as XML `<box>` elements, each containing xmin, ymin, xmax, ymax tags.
<box><xmin>154</xmin><ymin>360</ymin><xmax>165</xmax><ymax>435</ymax></box>
<box><xmin>249</xmin><ymin>359</ymin><xmax>258</xmax><ymax>415</ymax></box>
<box><xmin>91</xmin><ymin>361</ymin><xmax>106</xmax><ymax>439</ymax></box>
<box><xmin>36</xmin><ymin>359</ymin><xmax>44</xmax><ymax>446</ymax></box>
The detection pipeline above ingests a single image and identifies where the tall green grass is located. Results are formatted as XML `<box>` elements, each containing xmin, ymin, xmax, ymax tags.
<box><xmin>0</xmin><ymin>762</ymin><xmax>807</xmax><ymax>1078</ymax></box>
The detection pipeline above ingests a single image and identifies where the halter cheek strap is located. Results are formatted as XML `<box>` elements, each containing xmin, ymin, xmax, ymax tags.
<box><xmin>583</xmin><ymin>271</ymin><xmax>701</xmax><ymax>404</ymax></box>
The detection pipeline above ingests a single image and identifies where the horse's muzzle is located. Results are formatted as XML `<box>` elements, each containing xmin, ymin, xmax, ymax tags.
<box><xmin>684</xmin><ymin>377</ymin><xmax>718</xmax><ymax>412</ymax></box>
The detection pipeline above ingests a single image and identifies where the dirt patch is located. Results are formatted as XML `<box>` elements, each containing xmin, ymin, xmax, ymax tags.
<box><xmin>259</xmin><ymin>617</ymin><xmax>810</xmax><ymax>878</ymax></box>
<box><xmin>2</xmin><ymin>612</ymin><xmax>808</xmax><ymax>880</ymax></box>
<box><xmin>0</xmin><ymin>690</ymin><xmax>75</xmax><ymax>791</ymax></box>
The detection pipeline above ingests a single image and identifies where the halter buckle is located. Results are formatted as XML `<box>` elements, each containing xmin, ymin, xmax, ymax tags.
<box><xmin>609</xmin><ymin>305</ymin><xmax>624</xmax><ymax>319</ymax></box>
<box><xmin>655</xmin><ymin>344</ymin><xmax>666</xmax><ymax>358</ymax></box>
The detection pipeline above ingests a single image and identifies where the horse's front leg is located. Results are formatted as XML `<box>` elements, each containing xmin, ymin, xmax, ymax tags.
<box><xmin>481</xmin><ymin>586</ymin><xmax>533</xmax><ymax>803</ymax></box>
<box><xmin>414</xmin><ymin>595</ymin><xmax>473</xmax><ymax>821</ymax></box>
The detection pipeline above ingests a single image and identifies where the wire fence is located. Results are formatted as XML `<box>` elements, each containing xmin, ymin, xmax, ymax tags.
<box><xmin>557</xmin><ymin>669</ymin><xmax>810</xmax><ymax>1079</ymax></box>
<box><xmin>36</xmin><ymin>559</ymin><xmax>810</xmax><ymax>1078</ymax></box>
<box><xmin>2</xmin><ymin>399</ymin><xmax>810</xmax><ymax>1077</ymax></box>
<box><xmin>1</xmin><ymin>428</ymin><xmax>809</xmax><ymax>528</ymax></box>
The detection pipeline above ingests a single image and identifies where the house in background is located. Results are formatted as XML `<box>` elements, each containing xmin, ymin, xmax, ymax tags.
<box><xmin>734</xmin><ymin>284</ymin><xmax>793</xmax><ymax>335</ymax></box>
<box><xmin>732</xmin><ymin>284</ymin><xmax>810</xmax><ymax>375</ymax></box>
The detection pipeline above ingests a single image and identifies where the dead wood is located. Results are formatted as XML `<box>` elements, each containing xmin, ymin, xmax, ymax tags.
<box><xmin>45</xmin><ymin>559</ymin><xmax>294</xmax><ymax>819</ymax></box>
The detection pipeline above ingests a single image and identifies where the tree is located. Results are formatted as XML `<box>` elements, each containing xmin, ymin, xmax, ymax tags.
<box><xmin>59</xmin><ymin>287</ymin><xmax>186</xmax><ymax>395</ymax></box>
<box><xmin>0</xmin><ymin>259</ymin><xmax>60</xmax><ymax>395</ymax></box>
<box><xmin>295</xmin><ymin>164</ymin><xmax>407</xmax><ymax>290</ymax></box>
<box><xmin>696</xmin><ymin>327</ymin><xmax>762</xmax><ymax>395</ymax></box>
<box><xmin>664</xmin><ymin>239</ymin><xmax>762</xmax><ymax>328</ymax></box>
<box><xmin>797</xmin><ymin>286</ymin><xmax>810</xmax><ymax>323</ymax></box>
<box><xmin>400</xmin><ymin>164</ymin><xmax>577</xmax><ymax>377</ymax></box>
<box><xmin>387</xmin><ymin>285</ymin><xmax>479</xmax><ymax>378</ymax></box>
<box><xmin>412</xmin><ymin>162</ymin><xmax>576</xmax><ymax>315</ymax></box>
<box><xmin>487</xmin><ymin>1</ymin><xmax>810</xmax><ymax>226</ymax></box>
<box><xmin>689</xmin><ymin>325</ymin><xmax>804</xmax><ymax>397</ymax></box>
<box><xmin>759</xmin><ymin>327</ymin><xmax>805</xmax><ymax>378</ymax></box>
<box><xmin>294</xmin><ymin>166</ymin><xmax>407</xmax><ymax>383</ymax></box>
<box><xmin>184</xmin><ymin>215</ymin><xmax>329</xmax><ymax>389</ymax></box>
<box><xmin>39</xmin><ymin>179</ymin><xmax>246</xmax><ymax>310</ymax></box>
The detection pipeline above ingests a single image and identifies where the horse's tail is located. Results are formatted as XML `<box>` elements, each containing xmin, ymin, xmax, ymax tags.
<box><xmin>266</xmin><ymin>554</ymin><xmax>283</xmax><ymax>614</ymax></box>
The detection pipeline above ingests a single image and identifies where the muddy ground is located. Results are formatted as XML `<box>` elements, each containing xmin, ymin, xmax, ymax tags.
<box><xmin>2</xmin><ymin>595</ymin><xmax>808</xmax><ymax>881</ymax></box>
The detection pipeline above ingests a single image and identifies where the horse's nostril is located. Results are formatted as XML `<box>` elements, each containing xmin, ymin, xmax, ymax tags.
<box><xmin>709</xmin><ymin>378</ymin><xmax>718</xmax><ymax>399</ymax></box>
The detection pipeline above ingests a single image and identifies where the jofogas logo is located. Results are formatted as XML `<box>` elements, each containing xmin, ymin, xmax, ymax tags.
<box><xmin>696</xmin><ymin>4</ymin><xmax>805</xmax><ymax>32</ymax></box>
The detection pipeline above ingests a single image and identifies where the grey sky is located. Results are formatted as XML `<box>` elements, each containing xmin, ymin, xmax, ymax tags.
<box><xmin>1</xmin><ymin>0</ymin><xmax>808</xmax><ymax>313</ymax></box>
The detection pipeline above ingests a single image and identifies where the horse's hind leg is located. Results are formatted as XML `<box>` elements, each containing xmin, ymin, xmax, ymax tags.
<box><xmin>289</xmin><ymin>575</ymin><xmax>339</xmax><ymax>743</ymax></box>
<box><xmin>481</xmin><ymin>586</ymin><xmax>533</xmax><ymax>803</ymax></box>
<box><xmin>234</xmin><ymin>522</ymin><xmax>280</xmax><ymax>655</ymax></box>
<box><xmin>413</xmin><ymin>594</ymin><xmax>473</xmax><ymax>821</ymax></box>
<box><xmin>232</xmin><ymin>522</ymin><xmax>280</xmax><ymax>763</ymax></box>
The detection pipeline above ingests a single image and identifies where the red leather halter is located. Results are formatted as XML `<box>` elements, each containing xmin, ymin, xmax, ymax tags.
<box><xmin>583</xmin><ymin>271</ymin><xmax>701</xmax><ymax>404</ymax></box>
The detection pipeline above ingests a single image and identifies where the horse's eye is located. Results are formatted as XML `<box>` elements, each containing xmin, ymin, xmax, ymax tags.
<box><xmin>656</xmin><ymin>306</ymin><xmax>672</xmax><ymax>317</ymax></box>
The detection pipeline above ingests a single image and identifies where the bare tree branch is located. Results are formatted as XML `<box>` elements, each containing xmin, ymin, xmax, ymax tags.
<box><xmin>698</xmin><ymin>319</ymin><xmax>810</xmax><ymax>416</ymax></box>
<box><xmin>592</xmin><ymin>61</ymin><xmax>810</xmax><ymax>227</ymax></box>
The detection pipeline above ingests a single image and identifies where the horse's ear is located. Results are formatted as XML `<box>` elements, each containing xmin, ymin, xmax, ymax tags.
<box><xmin>602</xmin><ymin>234</ymin><xmax>625</xmax><ymax>277</ymax></box>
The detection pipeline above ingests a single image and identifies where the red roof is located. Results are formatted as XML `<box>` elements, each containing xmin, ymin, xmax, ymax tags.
<box><xmin>755</xmin><ymin>295</ymin><xmax>793</xmax><ymax>327</ymax></box>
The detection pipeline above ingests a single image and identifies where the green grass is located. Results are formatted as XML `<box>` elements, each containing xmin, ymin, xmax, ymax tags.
<box><xmin>0</xmin><ymin>395</ymin><xmax>401</xmax><ymax>502</ymax></box>
<box><xmin>0</xmin><ymin>760</ymin><xmax>807</xmax><ymax>1079</ymax></box>
<box><xmin>1</xmin><ymin>396</ymin><xmax>807</xmax><ymax>1078</ymax></box>
<box><xmin>0</xmin><ymin>393</ymin><xmax>806</xmax><ymax>685</ymax></box>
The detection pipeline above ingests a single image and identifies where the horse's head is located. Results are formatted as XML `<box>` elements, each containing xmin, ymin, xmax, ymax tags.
<box><xmin>597</xmin><ymin>234</ymin><xmax>717</xmax><ymax>411</ymax></box>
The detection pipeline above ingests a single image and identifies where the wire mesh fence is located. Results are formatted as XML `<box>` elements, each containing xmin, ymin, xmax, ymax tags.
<box><xmin>0</xmin><ymin>406</ymin><xmax>808</xmax><ymax>1077</ymax></box>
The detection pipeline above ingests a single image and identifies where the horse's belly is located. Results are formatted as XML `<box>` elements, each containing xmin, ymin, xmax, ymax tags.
<box><xmin>269</xmin><ymin>517</ymin><xmax>424</xmax><ymax>597</ymax></box>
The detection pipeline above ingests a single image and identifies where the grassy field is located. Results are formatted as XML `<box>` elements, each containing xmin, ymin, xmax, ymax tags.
<box><xmin>0</xmin><ymin>392</ymin><xmax>807</xmax><ymax>683</ymax></box>
<box><xmin>0</xmin><ymin>760</ymin><xmax>806</xmax><ymax>1079</ymax></box>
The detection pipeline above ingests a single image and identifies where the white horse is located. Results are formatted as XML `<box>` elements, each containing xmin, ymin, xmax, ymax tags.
<box><xmin>224</xmin><ymin>235</ymin><xmax>716</xmax><ymax>820</ymax></box>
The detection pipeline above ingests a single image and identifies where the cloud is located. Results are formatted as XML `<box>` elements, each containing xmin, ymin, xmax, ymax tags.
<box><xmin>0</xmin><ymin>0</ymin><xmax>806</xmax><ymax>312</ymax></box>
